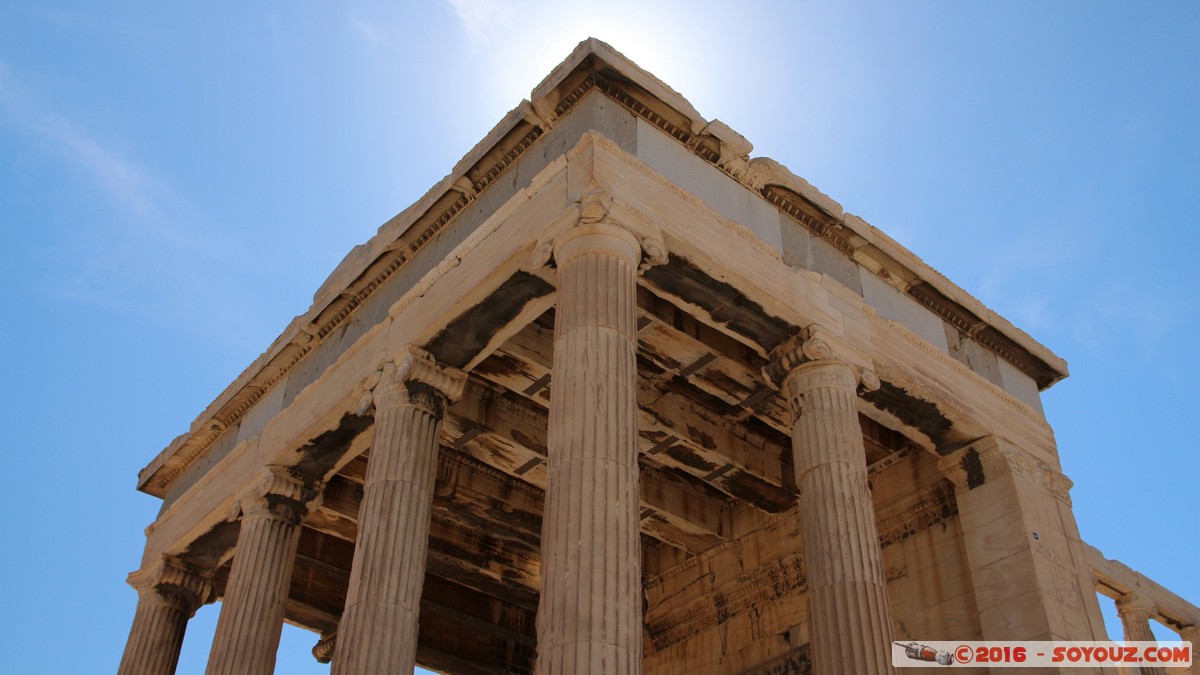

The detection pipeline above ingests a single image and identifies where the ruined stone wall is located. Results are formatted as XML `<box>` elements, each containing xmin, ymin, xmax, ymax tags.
<box><xmin>643</xmin><ymin>450</ymin><xmax>980</xmax><ymax>674</ymax></box>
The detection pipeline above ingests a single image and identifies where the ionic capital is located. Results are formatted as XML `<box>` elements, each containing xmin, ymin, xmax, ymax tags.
<box><xmin>530</xmin><ymin>183</ymin><xmax>667</xmax><ymax>273</ymax></box>
<box><xmin>312</xmin><ymin>632</ymin><xmax>336</xmax><ymax>664</ymax></box>
<box><xmin>232</xmin><ymin>465</ymin><xmax>324</xmax><ymax>525</ymax></box>
<box><xmin>1117</xmin><ymin>592</ymin><xmax>1157</xmax><ymax>618</ymax></box>
<box><xmin>371</xmin><ymin>346</ymin><xmax>466</xmax><ymax>416</ymax></box>
<box><xmin>126</xmin><ymin>555</ymin><xmax>214</xmax><ymax>615</ymax></box>
<box><xmin>765</xmin><ymin>324</ymin><xmax>880</xmax><ymax>395</ymax></box>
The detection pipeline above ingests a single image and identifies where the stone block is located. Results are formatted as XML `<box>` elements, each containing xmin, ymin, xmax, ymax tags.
<box><xmin>860</xmin><ymin>268</ymin><xmax>950</xmax><ymax>353</ymax></box>
<box><xmin>164</xmin><ymin>422</ymin><xmax>242</xmax><ymax>504</ymax></box>
<box><xmin>977</xmin><ymin>587</ymin><xmax>1055</xmax><ymax>640</ymax></box>
<box><xmin>998</xmin><ymin>357</ymin><xmax>1045</xmax><ymax>417</ymax></box>
<box><xmin>236</xmin><ymin>382</ymin><xmax>287</xmax><ymax>444</ymax></box>
<box><xmin>960</xmin><ymin>507</ymin><xmax>1037</xmax><ymax>570</ymax></box>
<box><xmin>635</xmin><ymin>118</ymin><xmax>783</xmax><ymax>250</ymax></box>
<box><xmin>944</xmin><ymin>323</ymin><xmax>1004</xmax><ymax>386</ymax></box>
<box><xmin>809</xmin><ymin>233</ymin><xmax>864</xmax><ymax>295</ymax></box>
<box><xmin>779</xmin><ymin>215</ymin><xmax>864</xmax><ymax>295</ymax></box>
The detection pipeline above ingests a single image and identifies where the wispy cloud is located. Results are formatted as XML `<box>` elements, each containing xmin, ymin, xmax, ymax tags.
<box><xmin>968</xmin><ymin>218</ymin><xmax>1186</xmax><ymax>363</ymax></box>
<box><xmin>443</xmin><ymin>0</ymin><xmax>516</xmax><ymax>40</ymax></box>
<box><xmin>0</xmin><ymin>59</ymin><xmax>239</xmax><ymax>332</ymax></box>
<box><xmin>35</xmin><ymin>113</ymin><xmax>159</xmax><ymax>217</ymax></box>
<box><xmin>349</xmin><ymin>15</ymin><xmax>384</xmax><ymax>45</ymax></box>
<box><xmin>1069</xmin><ymin>283</ymin><xmax>1177</xmax><ymax>359</ymax></box>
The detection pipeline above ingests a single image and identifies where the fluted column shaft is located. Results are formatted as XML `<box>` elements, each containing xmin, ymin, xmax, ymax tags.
<box><xmin>120</xmin><ymin>590</ymin><xmax>191</xmax><ymax>675</ymax></box>
<box><xmin>782</xmin><ymin>360</ymin><xmax>896</xmax><ymax>675</ymax></box>
<box><xmin>332</xmin><ymin>348</ymin><xmax>463</xmax><ymax>675</ymax></box>
<box><xmin>537</xmin><ymin>223</ymin><xmax>644</xmax><ymax>675</ymax></box>
<box><xmin>119</xmin><ymin>557</ymin><xmax>211</xmax><ymax>675</ymax></box>
<box><xmin>206</xmin><ymin>470</ymin><xmax>320</xmax><ymax>675</ymax></box>
<box><xmin>1118</xmin><ymin>595</ymin><xmax>1166</xmax><ymax>675</ymax></box>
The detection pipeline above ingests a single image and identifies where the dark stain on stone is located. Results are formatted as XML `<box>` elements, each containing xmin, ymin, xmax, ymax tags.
<box><xmin>684</xmin><ymin>424</ymin><xmax>716</xmax><ymax>450</ymax></box>
<box><xmin>510</xmin><ymin>429</ymin><xmax>548</xmax><ymax>457</ymax></box>
<box><xmin>862</xmin><ymin>381</ymin><xmax>953</xmax><ymax>444</ymax></box>
<box><xmin>664</xmin><ymin>444</ymin><xmax>717</xmax><ymax>472</ymax></box>
<box><xmin>664</xmin><ymin>376</ymin><xmax>743</xmax><ymax>417</ymax></box>
<box><xmin>963</xmin><ymin>448</ymin><xmax>985</xmax><ymax>489</ymax></box>
<box><xmin>426</xmin><ymin>272</ymin><xmax>554</xmax><ymax>369</ymax></box>
<box><xmin>742</xmin><ymin>415</ymin><xmax>792</xmax><ymax>447</ymax></box>
<box><xmin>713</xmin><ymin>592</ymin><xmax>730</xmax><ymax>623</ymax></box>
<box><xmin>636</xmin><ymin>356</ymin><xmax>669</xmax><ymax>379</ymax></box>
<box><xmin>425</xmin><ymin>542</ymin><xmax>539</xmax><ymax>611</ymax></box>
<box><xmin>181</xmin><ymin>519</ymin><xmax>240</xmax><ymax>569</ymax></box>
<box><xmin>640</xmin><ymin>404</ymin><xmax>677</xmax><ymax>432</ymax></box>
<box><xmin>476</xmin><ymin>351</ymin><xmax>537</xmax><ymax>381</ymax></box>
<box><xmin>291</xmin><ymin>412</ymin><xmax>374</xmax><ymax>478</ymax></box>
<box><xmin>720</xmin><ymin>470</ymin><xmax>795</xmax><ymax>513</ymax></box>
<box><xmin>643</xmin><ymin>257</ymin><xmax>797</xmax><ymax>351</ymax></box>
<box><xmin>693</xmin><ymin>368</ymin><xmax>754</xmax><ymax>400</ymax></box>
<box><xmin>637</xmin><ymin>341</ymin><xmax>682</xmax><ymax>371</ymax></box>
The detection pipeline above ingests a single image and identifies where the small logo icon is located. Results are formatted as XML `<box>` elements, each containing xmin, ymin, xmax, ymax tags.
<box><xmin>896</xmin><ymin>642</ymin><xmax>955</xmax><ymax>666</ymax></box>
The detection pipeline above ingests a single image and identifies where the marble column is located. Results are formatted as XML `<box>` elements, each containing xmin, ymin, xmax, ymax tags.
<box><xmin>331</xmin><ymin>347</ymin><xmax>465</xmax><ymax>674</ymax></box>
<box><xmin>118</xmin><ymin>556</ymin><xmax>213</xmax><ymax>675</ymax></box>
<box><xmin>205</xmin><ymin>467</ymin><xmax>323</xmax><ymax>675</ymax></box>
<box><xmin>768</xmin><ymin>326</ymin><xmax>896</xmax><ymax>675</ymax></box>
<box><xmin>532</xmin><ymin>200</ymin><xmax>666</xmax><ymax>674</ymax></box>
<box><xmin>1117</xmin><ymin>593</ymin><xmax>1166</xmax><ymax>675</ymax></box>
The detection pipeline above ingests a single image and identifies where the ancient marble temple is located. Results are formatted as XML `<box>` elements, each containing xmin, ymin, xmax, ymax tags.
<box><xmin>119</xmin><ymin>40</ymin><xmax>1198</xmax><ymax>675</ymax></box>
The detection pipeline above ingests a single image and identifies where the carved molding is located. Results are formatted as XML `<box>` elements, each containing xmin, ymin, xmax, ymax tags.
<box><xmin>1041</xmin><ymin>465</ymin><xmax>1074</xmax><ymax>506</ymax></box>
<box><xmin>126</xmin><ymin>555</ymin><xmax>214</xmax><ymax>614</ymax></box>
<box><xmin>646</xmin><ymin>554</ymin><xmax>807</xmax><ymax>650</ymax></box>
<box><xmin>740</xmin><ymin>645</ymin><xmax>813</xmax><ymax>675</ymax></box>
<box><xmin>939</xmin><ymin>437</ymin><xmax>1071</xmax><ymax>503</ymax></box>
<box><xmin>875</xmin><ymin>481</ymin><xmax>959</xmax><ymax>548</ymax></box>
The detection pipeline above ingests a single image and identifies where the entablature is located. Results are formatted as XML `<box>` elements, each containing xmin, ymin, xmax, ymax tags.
<box><xmin>141</xmin><ymin>127</ymin><xmax>1064</xmax><ymax>578</ymax></box>
<box><xmin>138</xmin><ymin>39</ymin><xmax>1068</xmax><ymax>540</ymax></box>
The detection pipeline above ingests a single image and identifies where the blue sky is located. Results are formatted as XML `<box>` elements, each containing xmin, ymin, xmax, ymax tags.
<box><xmin>1</xmin><ymin>2</ymin><xmax>1196</xmax><ymax>673</ymax></box>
